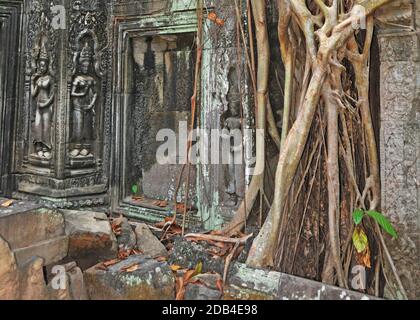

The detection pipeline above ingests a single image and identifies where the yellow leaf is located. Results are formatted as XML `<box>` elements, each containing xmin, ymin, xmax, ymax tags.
<box><xmin>171</xmin><ymin>264</ymin><xmax>182</xmax><ymax>272</ymax></box>
<box><xmin>195</xmin><ymin>261</ymin><xmax>203</xmax><ymax>275</ymax></box>
<box><xmin>353</xmin><ymin>227</ymin><xmax>369</xmax><ymax>253</ymax></box>
<box><xmin>1</xmin><ymin>199</ymin><xmax>14</xmax><ymax>208</ymax></box>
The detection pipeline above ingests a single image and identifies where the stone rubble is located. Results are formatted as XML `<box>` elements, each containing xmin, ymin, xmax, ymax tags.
<box><xmin>135</xmin><ymin>223</ymin><xmax>168</xmax><ymax>258</ymax></box>
<box><xmin>0</xmin><ymin>203</ymin><xmax>382</xmax><ymax>300</ymax></box>
<box><xmin>84</xmin><ymin>255</ymin><xmax>175</xmax><ymax>300</ymax></box>
<box><xmin>116</xmin><ymin>217</ymin><xmax>137</xmax><ymax>250</ymax></box>
<box><xmin>62</xmin><ymin>210</ymin><xmax>118</xmax><ymax>270</ymax></box>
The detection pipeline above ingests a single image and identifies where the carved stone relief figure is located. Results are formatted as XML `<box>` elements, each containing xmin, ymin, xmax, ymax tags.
<box><xmin>31</xmin><ymin>42</ymin><xmax>54</xmax><ymax>159</ymax></box>
<box><xmin>70</xmin><ymin>42</ymin><xmax>97</xmax><ymax>158</ymax></box>
<box><xmin>221</xmin><ymin>101</ymin><xmax>245</xmax><ymax>207</ymax></box>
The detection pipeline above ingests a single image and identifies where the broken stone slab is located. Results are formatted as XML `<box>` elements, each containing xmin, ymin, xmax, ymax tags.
<box><xmin>135</xmin><ymin>223</ymin><xmax>168</xmax><ymax>258</ymax></box>
<box><xmin>224</xmin><ymin>263</ymin><xmax>380</xmax><ymax>300</ymax></box>
<box><xmin>277</xmin><ymin>272</ymin><xmax>379</xmax><ymax>300</ymax></box>
<box><xmin>0</xmin><ymin>203</ymin><xmax>64</xmax><ymax>248</ymax></box>
<box><xmin>0</xmin><ymin>236</ymin><xmax>20</xmax><ymax>299</ymax></box>
<box><xmin>14</xmin><ymin>236</ymin><xmax>68</xmax><ymax>266</ymax></box>
<box><xmin>84</xmin><ymin>255</ymin><xmax>175</xmax><ymax>300</ymax></box>
<box><xmin>117</xmin><ymin>218</ymin><xmax>137</xmax><ymax>250</ymax></box>
<box><xmin>0</xmin><ymin>203</ymin><xmax>68</xmax><ymax>266</ymax></box>
<box><xmin>0</xmin><ymin>236</ymin><xmax>51</xmax><ymax>300</ymax></box>
<box><xmin>19</xmin><ymin>257</ymin><xmax>49</xmax><ymax>300</ymax></box>
<box><xmin>62</xmin><ymin>210</ymin><xmax>118</xmax><ymax>270</ymax></box>
<box><xmin>224</xmin><ymin>263</ymin><xmax>281</xmax><ymax>300</ymax></box>
<box><xmin>0</xmin><ymin>200</ymin><xmax>68</xmax><ymax>265</ymax></box>
<box><xmin>185</xmin><ymin>283</ymin><xmax>222</xmax><ymax>300</ymax></box>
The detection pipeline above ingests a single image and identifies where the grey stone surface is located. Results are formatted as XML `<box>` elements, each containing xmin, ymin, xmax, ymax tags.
<box><xmin>277</xmin><ymin>273</ymin><xmax>376</xmax><ymax>301</ymax></box>
<box><xmin>169</xmin><ymin>237</ymin><xmax>226</xmax><ymax>275</ymax></box>
<box><xmin>63</xmin><ymin>210</ymin><xmax>118</xmax><ymax>270</ymax></box>
<box><xmin>84</xmin><ymin>254</ymin><xmax>175</xmax><ymax>300</ymax></box>
<box><xmin>185</xmin><ymin>283</ymin><xmax>222</xmax><ymax>300</ymax></box>
<box><xmin>135</xmin><ymin>223</ymin><xmax>168</xmax><ymax>258</ymax></box>
<box><xmin>225</xmin><ymin>263</ymin><xmax>379</xmax><ymax>301</ymax></box>
<box><xmin>117</xmin><ymin>218</ymin><xmax>137</xmax><ymax>250</ymax></box>
<box><xmin>192</xmin><ymin>273</ymin><xmax>223</xmax><ymax>290</ymax></box>
<box><xmin>379</xmin><ymin>32</ymin><xmax>420</xmax><ymax>299</ymax></box>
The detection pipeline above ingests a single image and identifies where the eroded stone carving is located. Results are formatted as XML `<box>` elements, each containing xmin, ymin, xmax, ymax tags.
<box><xmin>70</xmin><ymin>42</ymin><xmax>97</xmax><ymax>158</ymax></box>
<box><xmin>67</xmin><ymin>0</ymin><xmax>107</xmax><ymax>169</ymax></box>
<box><xmin>31</xmin><ymin>42</ymin><xmax>55</xmax><ymax>160</ymax></box>
<box><xmin>222</xmin><ymin>101</ymin><xmax>245</xmax><ymax>207</ymax></box>
<box><xmin>26</xmin><ymin>5</ymin><xmax>57</xmax><ymax>167</ymax></box>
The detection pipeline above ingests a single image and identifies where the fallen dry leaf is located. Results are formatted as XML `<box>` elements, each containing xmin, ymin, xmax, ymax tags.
<box><xmin>1</xmin><ymin>199</ymin><xmax>14</xmax><ymax>208</ymax></box>
<box><xmin>216</xmin><ymin>18</ymin><xmax>225</xmax><ymax>26</ymax></box>
<box><xmin>153</xmin><ymin>200</ymin><xmax>168</xmax><ymax>208</ymax></box>
<box><xmin>156</xmin><ymin>256</ymin><xmax>168</xmax><ymax>262</ymax></box>
<box><xmin>95</xmin><ymin>263</ymin><xmax>108</xmax><ymax>271</ymax></box>
<box><xmin>175</xmin><ymin>277</ymin><xmax>186</xmax><ymax>300</ymax></box>
<box><xmin>207</xmin><ymin>12</ymin><xmax>217</xmax><ymax>22</ymax></box>
<box><xmin>122</xmin><ymin>263</ymin><xmax>140</xmax><ymax>273</ymax></box>
<box><xmin>183</xmin><ymin>269</ymin><xmax>197</xmax><ymax>283</ymax></box>
<box><xmin>118</xmin><ymin>248</ymin><xmax>139</xmax><ymax>260</ymax></box>
<box><xmin>356</xmin><ymin>247</ymin><xmax>372</xmax><ymax>269</ymax></box>
<box><xmin>171</xmin><ymin>264</ymin><xmax>182</xmax><ymax>272</ymax></box>
<box><xmin>216</xmin><ymin>279</ymin><xmax>224</xmax><ymax>293</ymax></box>
<box><xmin>103</xmin><ymin>259</ymin><xmax>121</xmax><ymax>267</ymax></box>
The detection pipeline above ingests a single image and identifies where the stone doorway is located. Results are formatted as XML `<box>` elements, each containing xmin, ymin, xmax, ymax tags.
<box><xmin>111</xmin><ymin>11</ymin><xmax>199</xmax><ymax>223</ymax></box>
<box><xmin>0</xmin><ymin>1</ymin><xmax>23</xmax><ymax>196</ymax></box>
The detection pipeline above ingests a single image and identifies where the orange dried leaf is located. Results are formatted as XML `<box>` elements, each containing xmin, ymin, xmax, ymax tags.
<box><xmin>216</xmin><ymin>18</ymin><xmax>225</xmax><ymax>26</ymax></box>
<box><xmin>183</xmin><ymin>269</ymin><xmax>197</xmax><ymax>283</ymax></box>
<box><xmin>216</xmin><ymin>279</ymin><xmax>224</xmax><ymax>293</ymax></box>
<box><xmin>103</xmin><ymin>259</ymin><xmax>121</xmax><ymax>267</ymax></box>
<box><xmin>175</xmin><ymin>277</ymin><xmax>186</xmax><ymax>300</ymax></box>
<box><xmin>207</xmin><ymin>12</ymin><xmax>217</xmax><ymax>22</ymax></box>
<box><xmin>122</xmin><ymin>263</ymin><xmax>140</xmax><ymax>273</ymax></box>
<box><xmin>171</xmin><ymin>264</ymin><xmax>182</xmax><ymax>272</ymax></box>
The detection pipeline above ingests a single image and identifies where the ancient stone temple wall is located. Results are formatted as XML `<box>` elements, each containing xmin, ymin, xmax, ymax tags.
<box><xmin>0</xmin><ymin>0</ymin><xmax>419</xmax><ymax>298</ymax></box>
<box><xmin>10</xmin><ymin>0</ymin><xmax>112</xmax><ymax>208</ymax></box>
<box><xmin>377</xmin><ymin>0</ymin><xmax>419</xmax><ymax>299</ymax></box>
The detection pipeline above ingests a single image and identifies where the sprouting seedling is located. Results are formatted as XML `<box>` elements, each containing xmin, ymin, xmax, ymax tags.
<box><xmin>131</xmin><ymin>184</ymin><xmax>139</xmax><ymax>195</ymax></box>
<box><xmin>352</xmin><ymin>209</ymin><xmax>398</xmax><ymax>238</ymax></box>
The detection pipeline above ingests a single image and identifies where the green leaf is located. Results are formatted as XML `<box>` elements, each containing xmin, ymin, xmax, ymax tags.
<box><xmin>367</xmin><ymin>211</ymin><xmax>398</xmax><ymax>238</ymax></box>
<box><xmin>352</xmin><ymin>227</ymin><xmax>369</xmax><ymax>253</ymax></box>
<box><xmin>352</xmin><ymin>209</ymin><xmax>365</xmax><ymax>225</ymax></box>
<box><xmin>131</xmin><ymin>184</ymin><xmax>138</xmax><ymax>195</ymax></box>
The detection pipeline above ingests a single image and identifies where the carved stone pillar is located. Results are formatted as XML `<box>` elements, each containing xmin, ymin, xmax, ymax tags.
<box><xmin>377</xmin><ymin>0</ymin><xmax>420</xmax><ymax>299</ymax></box>
<box><xmin>198</xmin><ymin>2</ymin><xmax>251</xmax><ymax>230</ymax></box>
<box><xmin>13</xmin><ymin>0</ymin><xmax>111</xmax><ymax>208</ymax></box>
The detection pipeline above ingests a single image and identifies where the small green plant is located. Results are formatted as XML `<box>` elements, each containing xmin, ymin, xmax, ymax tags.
<box><xmin>131</xmin><ymin>184</ymin><xmax>139</xmax><ymax>195</ymax></box>
<box><xmin>351</xmin><ymin>209</ymin><xmax>397</xmax><ymax>268</ymax></box>
<box><xmin>352</xmin><ymin>209</ymin><xmax>398</xmax><ymax>238</ymax></box>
